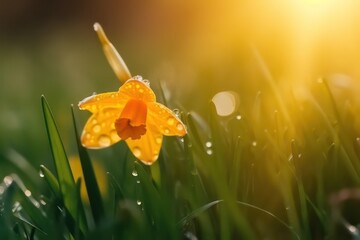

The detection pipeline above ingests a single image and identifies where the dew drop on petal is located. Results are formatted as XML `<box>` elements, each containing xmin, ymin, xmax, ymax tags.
<box><xmin>156</xmin><ymin>137</ymin><xmax>162</xmax><ymax>144</ymax></box>
<box><xmin>110</xmin><ymin>130</ymin><xmax>120</xmax><ymax>141</ymax></box>
<box><xmin>92</xmin><ymin>124</ymin><xmax>101</xmax><ymax>133</ymax></box>
<box><xmin>206</xmin><ymin>149</ymin><xmax>213</xmax><ymax>155</ymax></box>
<box><xmin>132</xmin><ymin>169</ymin><xmax>138</xmax><ymax>177</ymax></box>
<box><xmin>133</xmin><ymin>75</ymin><xmax>143</xmax><ymax>81</ymax></box>
<box><xmin>164</xmin><ymin>128</ymin><xmax>170</xmax><ymax>134</ymax></box>
<box><xmin>205</xmin><ymin>141</ymin><xmax>212</xmax><ymax>148</ymax></box>
<box><xmin>136</xmin><ymin>200</ymin><xmax>142</xmax><ymax>206</ymax></box>
<box><xmin>153</xmin><ymin>155</ymin><xmax>159</xmax><ymax>161</ymax></box>
<box><xmin>252</xmin><ymin>141</ymin><xmax>257</xmax><ymax>147</ymax></box>
<box><xmin>236</xmin><ymin>115</ymin><xmax>242</xmax><ymax>120</ymax></box>
<box><xmin>173</xmin><ymin>108</ymin><xmax>180</xmax><ymax>116</ymax></box>
<box><xmin>98</xmin><ymin>135</ymin><xmax>111</xmax><ymax>147</ymax></box>
<box><xmin>133</xmin><ymin>147</ymin><xmax>142</xmax><ymax>157</ymax></box>
<box><xmin>167</xmin><ymin>117</ymin><xmax>175</xmax><ymax>126</ymax></box>
<box><xmin>142</xmin><ymin>79</ymin><xmax>150</xmax><ymax>86</ymax></box>
<box><xmin>176</xmin><ymin>123</ymin><xmax>184</xmax><ymax>131</ymax></box>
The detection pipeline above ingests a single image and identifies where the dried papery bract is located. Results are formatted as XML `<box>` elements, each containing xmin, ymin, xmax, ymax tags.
<box><xmin>94</xmin><ymin>22</ymin><xmax>132</xmax><ymax>82</ymax></box>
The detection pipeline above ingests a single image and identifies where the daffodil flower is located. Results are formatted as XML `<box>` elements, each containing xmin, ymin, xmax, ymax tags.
<box><xmin>78</xmin><ymin>76</ymin><xmax>187</xmax><ymax>165</ymax></box>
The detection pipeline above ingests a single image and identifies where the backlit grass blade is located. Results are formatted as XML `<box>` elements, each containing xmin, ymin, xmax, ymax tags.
<box><xmin>71</xmin><ymin>106</ymin><xmax>105</xmax><ymax>224</ymax></box>
<box><xmin>39</xmin><ymin>165</ymin><xmax>60</xmax><ymax>198</ymax></box>
<box><xmin>107</xmin><ymin>172</ymin><xmax>125</xmax><ymax>200</ymax></box>
<box><xmin>41</xmin><ymin>96</ymin><xmax>88</xmax><ymax>234</ymax></box>
<box><xmin>134</xmin><ymin>162</ymin><xmax>176</xmax><ymax>237</ymax></box>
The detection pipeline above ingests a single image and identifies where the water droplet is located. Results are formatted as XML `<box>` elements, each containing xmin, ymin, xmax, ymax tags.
<box><xmin>40</xmin><ymin>199</ymin><xmax>46</xmax><ymax>206</ymax></box>
<box><xmin>24</xmin><ymin>190</ymin><xmax>31</xmax><ymax>197</ymax></box>
<box><xmin>92</xmin><ymin>119</ymin><xmax>98</xmax><ymax>124</ymax></box>
<box><xmin>139</xmin><ymin>88</ymin><xmax>144</xmax><ymax>93</ymax></box>
<box><xmin>164</xmin><ymin>128</ymin><xmax>170</xmax><ymax>134</ymax></box>
<box><xmin>142</xmin><ymin>79</ymin><xmax>150</xmax><ymax>86</ymax></box>
<box><xmin>285</xmin><ymin>207</ymin><xmax>290</xmax><ymax>211</ymax></box>
<box><xmin>133</xmin><ymin>75</ymin><xmax>143</xmax><ymax>81</ymax></box>
<box><xmin>85</xmin><ymin>133</ymin><xmax>91</xmax><ymax>139</ymax></box>
<box><xmin>12</xmin><ymin>202</ymin><xmax>21</xmax><ymax>213</ymax></box>
<box><xmin>206</xmin><ymin>149</ymin><xmax>213</xmax><ymax>155</ymax></box>
<box><xmin>3</xmin><ymin>176</ymin><xmax>13</xmax><ymax>186</ymax></box>
<box><xmin>92</xmin><ymin>124</ymin><xmax>101</xmax><ymax>133</ymax></box>
<box><xmin>132</xmin><ymin>169</ymin><xmax>138</xmax><ymax>177</ymax></box>
<box><xmin>133</xmin><ymin>147</ymin><xmax>141</xmax><ymax>157</ymax></box>
<box><xmin>110</xmin><ymin>130</ymin><xmax>120</xmax><ymax>141</ymax></box>
<box><xmin>91</xmin><ymin>105</ymin><xmax>97</xmax><ymax>111</ymax></box>
<box><xmin>98</xmin><ymin>135</ymin><xmax>111</xmax><ymax>147</ymax></box>
<box><xmin>173</xmin><ymin>108</ymin><xmax>180</xmax><ymax>116</ymax></box>
<box><xmin>236</xmin><ymin>115</ymin><xmax>242</xmax><ymax>120</ymax></box>
<box><xmin>135</xmin><ymin>84</ymin><xmax>140</xmax><ymax>89</ymax></box>
<box><xmin>180</xmin><ymin>138</ymin><xmax>184</xmax><ymax>143</ymax></box>
<box><xmin>39</xmin><ymin>169</ymin><xmax>44</xmax><ymax>178</ymax></box>
<box><xmin>136</xmin><ymin>200</ymin><xmax>142</xmax><ymax>206</ymax></box>
<box><xmin>167</xmin><ymin>117</ymin><xmax>175</xmax><ymax>126</ymax></box>
<box><xmin>136</xmin><ymin>180</ymin><xmax>140</xmax><ymax>184</ymax></box>
<box><xmin>176</xmin><ymin>123</ymin><xmax>184</xmax><ymax>131</ymax></box>
<box><xmin>155</xmin><ymin>137</ymin><xmax>162</xmax><ymax>144</ymax></box>
<box><xmin>252</xmin><ymin>141</ymin><xmax>257</xmax><ymax>147</ymax></box>
<box><xmin>205</xmin><ymin>141</ymin><xmax>212</xmax><ymax>148</ymax></box>
<box><xmin>348</xmin><ymin>225</ymin><xmax>358</xmax><ymax>234</ymax></box>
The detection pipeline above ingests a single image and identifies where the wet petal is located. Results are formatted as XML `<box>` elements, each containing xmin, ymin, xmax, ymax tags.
<box><xmin>79</xmin><ymin>92</ymin><xmax>127</xmax><ymax>113</ymax></box>
<box><xmin>119</xmin><ymin>79</ymin><xmax>156</xmax><ymax>102</ymax></box>
<box><xmin>125</xmin><ymin>128</ymin><xmax>163</xmax><ymax>165</ymax></box>
<box><xmin>94</xmin><ymin>23</ymin><xmax>132</xmax><ymax>82</ymax></box>
<box><xmin>147</xmin><ymin>102</ymin><xmax>187</xmax><ymax>136</ymax></box>
<box><xmin>81</xmin><ymin>108</ymin><xmax>122</xmax><ymax>148</ymax></box>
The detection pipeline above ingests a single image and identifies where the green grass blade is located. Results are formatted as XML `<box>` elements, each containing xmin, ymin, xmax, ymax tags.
<box><xmin>71</xmin><ymin>106</ymin><xmax>105</xmax><ymax>225</ymax></box>
<box><xmin>107</xmin><ymin>172</ymin><xmax>125</xmax><ymax>201</ymax></box>
<box><xmin>39</xmin><ymin>165</ymin><xmax>60</xmax><ymax>198</ymax></box>
<box><xmin>41</xmin><ymin>96</ymin><xmax>88</xmax><ymax>234</ymax></box>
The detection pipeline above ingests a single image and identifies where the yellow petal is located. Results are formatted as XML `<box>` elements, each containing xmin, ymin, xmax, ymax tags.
<box><xmin>94</xmin><ymin>23</ymin><xmax>132</xmax><ymax>82</ymax></box>
<box><xmin>81</xmin><ymin>108</ymin><xmax>122</xmax><ymax>149</ymax></box>
<box><xmin>147</xmin><ymin>102</ymin><xmax>187</xmax><ymax>136</ymax></box>
<box><xmin>118</xmin><ymin>79</ymin><xmax>156</xmax><ymax>102</ymax></box>
<box><xmin>125</xmin><ymin>127</ymin><xmax>163</xmax><ymax>165</ymax></box>
<box><xmin>78</xmin><ymin>92</ymin><xmax>127</xmax><ymax>113</ymax></box>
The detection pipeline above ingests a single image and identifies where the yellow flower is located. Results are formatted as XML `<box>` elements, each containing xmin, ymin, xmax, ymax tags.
<box><xmin>78</xmin><ymin>77</ymin><xmax>187</xmax><ymax>165</ymax></box>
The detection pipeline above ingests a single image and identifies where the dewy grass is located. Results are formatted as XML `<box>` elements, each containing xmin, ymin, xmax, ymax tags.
<box><xmin>2</xmin><ymin>24</ymin><xmax>360</xmax><ymax>240</ymax></box>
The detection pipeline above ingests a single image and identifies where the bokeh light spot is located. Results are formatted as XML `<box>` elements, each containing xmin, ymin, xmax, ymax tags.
<box><xmin>212</xmin><ymin>91</ymin><xmax>239</xmax><ymax>117</ymax></box>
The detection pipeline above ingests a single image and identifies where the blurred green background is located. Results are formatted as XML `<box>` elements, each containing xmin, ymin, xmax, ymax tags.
<box><xmin>2</xmin><ymin>0</ymin><xmax>360</xmax><ymax>193</ymax></box>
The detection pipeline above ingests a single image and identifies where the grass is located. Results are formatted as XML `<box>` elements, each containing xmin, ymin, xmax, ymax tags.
<box><xmin>1</xmin><ymin>59</ymin><xmax>360</xmax><ymax>240</ymax></box>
